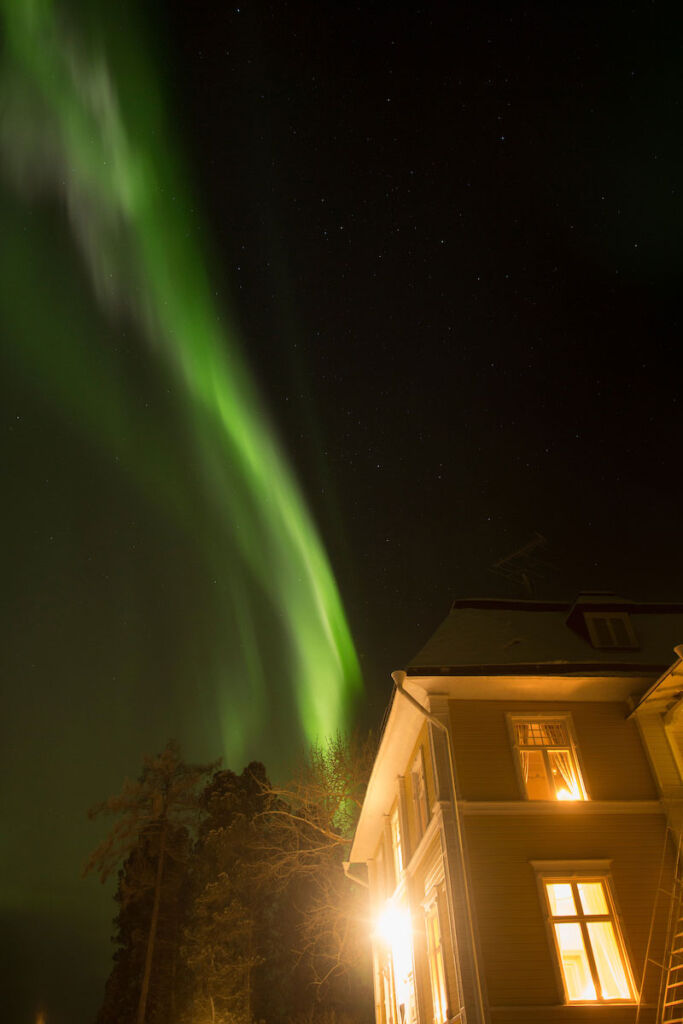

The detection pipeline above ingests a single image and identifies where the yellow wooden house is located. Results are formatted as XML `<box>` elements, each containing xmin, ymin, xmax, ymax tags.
<box><xmin>347</xmin><ymin>594</ymin><xmax>683</xmax><ymax>1024</ymax></box>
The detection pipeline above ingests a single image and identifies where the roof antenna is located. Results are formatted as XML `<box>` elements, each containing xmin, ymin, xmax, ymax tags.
<box><xmin>489</xmin><ymin>532</ymin><xmax>552</xmax><ymax>598</ymax></box>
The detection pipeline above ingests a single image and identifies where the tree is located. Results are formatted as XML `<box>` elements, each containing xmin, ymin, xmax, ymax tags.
<box><xmin>255</xmin><ymin>733</ymin><xmax>375</xmax><ymax>1018</ymax></box>
<box><xmin>84</xmin><ymin>740</ymin><xmax>218</xmax><ymax>1024</ymax></box>
<box><xmin>181</xmin><ymin>763</ymin><xmax>269</xmax><ymax>1024</ymax></box>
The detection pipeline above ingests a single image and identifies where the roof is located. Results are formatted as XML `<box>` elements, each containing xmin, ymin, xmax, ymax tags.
<box><xmin>350</xmin><ymin>593</ymin><xmax>683</xmax><ymax>865</ymax></box>
<box><xmin>633</xmin><ymin>647</ymin><xmax>683</xmax><ymax>713</ymax></box>
<box><xmin>407</xmin><ymin>594</ymin><xmax>683</xmax><ymax>675</ymax></box>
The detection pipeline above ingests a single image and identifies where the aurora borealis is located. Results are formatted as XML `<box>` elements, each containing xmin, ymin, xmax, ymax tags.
<box><xmin>0</xmin><ymin>0</ymin><xmax>360</xmax><ymax>752</ymax></box>
<box><xmin>2</xmin><ymin>4</ymin><xmax>360</xmax><ymax>1015</ymax></box>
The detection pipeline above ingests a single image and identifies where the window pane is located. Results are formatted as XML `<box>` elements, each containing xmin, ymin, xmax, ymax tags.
<box><xmin>554</xmin><ymin>922</ymin><xmax>596</xmax><ymax>1000</ymax></box>
<box><xmin>547</xmin><ymin>883</ymin><xmax>577</xmax><ymax>916</ymax></box>
<box><xmin>548</xmin><ymin>750</ymin><xmax>583</xmax><ymax>800</ymax></box>
<box><xmin>515</xmin><ymin>720</ymin><xmax>569</xmax><ymax>746</ymax></box>
<box><xmin>426</xmin><ymin>907</ymin><xmax>448</xmax><ymax>1023</ymax></box>
<box><xmin>391</xmin><ymin>810</ymin><xmax>403</xmax><ymax>875</ymax></box>
<box><xmin>587</xmin><ymin>922</ymin><xmax>631</xmax><ymax>999</ymax></box>
<box><xmin>577</xmin><ymin>882</ymin><xmax>608</xmax><ymax>915</ymax></box>
<box><xmin>610</xmin><ymin>618</ymin><xmax>631</xmax><ymax>647</ymax></box>
<box><xmin>522</xmin><ymin>750</ymin><xmax>552</xmax><ymax>799</ymax></box>
<box><xmin>593</xmin><ymin>617</ymin><xmax>613</xmax><ymax>646</ymax></box>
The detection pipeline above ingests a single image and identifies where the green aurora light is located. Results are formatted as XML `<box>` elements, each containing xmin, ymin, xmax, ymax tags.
<box><xmin>0</xmin><ymin>0</ymin><xmax>361</xmax><ymax>758</ymax></box>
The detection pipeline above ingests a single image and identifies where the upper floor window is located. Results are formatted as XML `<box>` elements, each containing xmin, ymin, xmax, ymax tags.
<box><xmin>411</xmin><ymin>748</ymin><xmax>430</xmax><ymax>842</ymax></box>
<box><xmin>390</xmin><ymin>806</ymin><xmax>403</xmax><ymax>879</ymax></box>
<box><xmin>543</xmin><ymin>877</ymin><xmax>633</xmax><ymax>1002</ymax></box>
<box><xmin>510</xmin><ymin>715</ymin><xmax>587</xmax><ymax>801</ymax></box>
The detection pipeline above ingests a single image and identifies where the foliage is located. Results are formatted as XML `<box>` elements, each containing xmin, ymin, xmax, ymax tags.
<box><xmin>87</xmin><ymin>737</ymin><xmax>375</xmax><ymax>1024</ymax></box>
<box><xmin>255</xmin><ymin>733</ymin><xmax>376</xmax><ymax>1001</ymax></box>
<box><xmin>181</xmin><ymin>763</ymin><xmax>269</xmax><ymax>1024</ymax></box>
<box><xmin>85</xmin><ymin>740</ymin><xmax>218</xmax><ymax>1024</ymax></box>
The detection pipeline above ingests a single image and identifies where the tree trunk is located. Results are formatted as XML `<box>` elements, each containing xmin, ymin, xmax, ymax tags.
<box><xmin>137</xmin><ymin>819</ymin><xmax>168</xmax><ymax>1024</ymax></box>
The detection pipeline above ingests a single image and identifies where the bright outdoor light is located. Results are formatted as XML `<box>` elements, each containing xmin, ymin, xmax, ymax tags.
<box><xmin>374</xmin><ymin>903</ymin><xmax>411</xmax><ymax>945</ymax></box>
<box><xmin>375</xmin><ymin>903</ymin><xmax>413</xmax><ymax>977</ymax></box>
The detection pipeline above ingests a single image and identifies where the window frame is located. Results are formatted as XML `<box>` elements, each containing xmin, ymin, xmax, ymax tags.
<box><xmin>507</xmin><ymin>712</ymin><xmax>589</xmax><ymax>802</ymax></box>
<box><xmin>411</xmin><ymin>746</ymin><xmax>430</xmax><ymax>843</ymax></box>
<box><xmin>390</xmin><ymin>805</ymin><xmax>403</xmax><ymax>880</ymax></box>
<box><xmin>584</xmin><ymin>611</ymin><xmax>638</xmax><ymax>650</ymax></box>
<box><xmin>424</xmin><ymin>885</ymin><xmax>450</xmax><ymax>1024</ymax></box>
<box><xmin>534</xmin><ymin>866</ymin><xmax>635</xmax><ymax>1005</ymax></box>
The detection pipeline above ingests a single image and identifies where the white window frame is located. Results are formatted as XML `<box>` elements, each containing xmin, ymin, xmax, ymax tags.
<box><xmin>507</xmin><ymin>712</ymin><xmax>589</xmax><ymax>801</ymax></box>
<box><xmin>533</xmin><ymin>863</ymin><xmax>635</xmax><ymax>1005</ymax></box>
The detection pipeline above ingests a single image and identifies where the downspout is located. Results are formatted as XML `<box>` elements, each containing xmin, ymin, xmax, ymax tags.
<box><xmin>391</xmin><ymin>670</ymin><xmax>487</xmax><ymax>1024</ymax></box>
<box><xmin>343</xmin><ymin>860</ymin><xmax>369</xmax><ymax>887</ymax></box>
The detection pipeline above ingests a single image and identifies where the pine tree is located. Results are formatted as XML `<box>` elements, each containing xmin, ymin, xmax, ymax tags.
<box><xmin>182</xmin><ymin>763</ymin><xmax>270</xmax><ymax>1024</ymax></box>
<box><xmin>84</xmin><ymin>740</ymin><xmax>217</xmax><ymax>1024</ymax></box>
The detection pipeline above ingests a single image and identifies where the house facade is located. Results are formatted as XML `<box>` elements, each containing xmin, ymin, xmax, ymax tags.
<box><xmin>348</xmin><ymin>594</ymin><xmax>683</xmax><ymax>1024</ymax></box>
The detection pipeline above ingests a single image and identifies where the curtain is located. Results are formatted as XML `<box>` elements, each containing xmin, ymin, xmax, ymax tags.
<box><xmin>550</xmin><ymin>750</ymin><xmax>581</xmax><ymax>798</ymax></box>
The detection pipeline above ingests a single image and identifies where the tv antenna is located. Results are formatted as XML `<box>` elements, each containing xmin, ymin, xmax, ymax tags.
<box><xmin>489</xmin><ymin>532</ymin><xmax>553</xmax><ymax>598</ymax></box>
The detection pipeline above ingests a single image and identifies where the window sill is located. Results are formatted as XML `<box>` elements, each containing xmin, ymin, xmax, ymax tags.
<box><xmin>459</xmin><ymin>799</ymin><xmax>662</xmax><ymax>815</ymax></box>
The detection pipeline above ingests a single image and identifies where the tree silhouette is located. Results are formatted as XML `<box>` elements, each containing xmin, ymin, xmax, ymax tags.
<box><xmin>84</xmin><ymin>740</ymin><xmax>218</xmax><ymax>1024</ymax></box>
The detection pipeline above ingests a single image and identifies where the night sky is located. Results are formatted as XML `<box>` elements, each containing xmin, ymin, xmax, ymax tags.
<box><xmin>2</xmin><ymin>1</ymin><xmax>683</xmax><ymax>1020</ymax></box>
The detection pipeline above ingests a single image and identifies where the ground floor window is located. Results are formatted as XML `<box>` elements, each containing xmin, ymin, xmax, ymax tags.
<box><xmin>543</xmin><ymin>877</ymin><xmax>634</xmax><ymax>1002</ymax></box>
<box><xmin>376</xmin><ymin>902</ymin><xmax>417</xmax><ymax>1024</ymax></box>
<box><xmin>425</xmin><ymin>888</ymin><xmax>449</xmax><ymax>1023</ymax></box>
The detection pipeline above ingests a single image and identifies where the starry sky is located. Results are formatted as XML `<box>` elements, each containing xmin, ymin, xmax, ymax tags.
<box><xmin>162</xmin><ymin>0</ymin><xmax>683</xmax><ymax>688</ymax></box>
<box><xmin>2</xmin><ymin>0</ymin><xmax>683</xmax><ymax>1020</ymax></box>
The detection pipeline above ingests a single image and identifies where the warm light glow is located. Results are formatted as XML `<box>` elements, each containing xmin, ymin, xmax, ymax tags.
<box><xmin>556</xmin><ymin>787</ymin><xmax>579</xmax><ymax>801</ymax></box>
<box><xmin>554</xmin><ymin>922</ymin><xmax>596</xmax><ymax>1000</ymax></box>
<box><xmin>375</xmin><ymin>903</ymin><xmax>412</xmax><ymax>954</ymax></box>
<box><xmin>547</xmin><ymin>883</ymin><xmax>576</xmax><ymax>916</ymax></box>
<box><xmin>587</xmin><ymin>922</ymin><xmax>631</xmax><ymax>999</ymax></box>
<box><xmin>375</xmin><ymin>901</ymin><xmax>414</xmax><ymax>1011</ymax></box>
<box><xmin>426</xmin><ymin>901</ymin><xmax>448</xmax><ymax>1023</ymax></box>
<box><xmin>545</xmin><ymin>880</ymin><xmax>633</xmax><ymax>1002</ymax></box>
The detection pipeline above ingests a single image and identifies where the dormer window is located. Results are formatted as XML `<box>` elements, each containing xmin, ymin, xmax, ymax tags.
<box><xmin>584</xmin><ymin>612</ymin><xmax>638</xmax><ymax>650</ymax></box>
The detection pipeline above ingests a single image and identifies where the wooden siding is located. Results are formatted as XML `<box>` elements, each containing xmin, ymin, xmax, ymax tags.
<box><xmin>463</xmin><ymin>812</ymin><xmax>668</xmax><ymax>1015</ymax></box>
<box><xmin>448</xmin><ymin>700</ymin><xmax>659</xmax><ymax>802</ymax></box>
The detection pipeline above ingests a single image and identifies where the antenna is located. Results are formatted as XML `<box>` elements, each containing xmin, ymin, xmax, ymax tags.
<box><xmin>489</xmin><ymin>532</ymin><xmax>553</xmax><ymax>598</ymax></box>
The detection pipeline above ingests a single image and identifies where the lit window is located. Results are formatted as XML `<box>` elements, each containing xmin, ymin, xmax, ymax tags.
<box><xmin>375</xmin><ymin>902</ymin><xmax>416</xmax><ymax>1024</ymax></box>
<box><xmin>425</xmin><ymin>890</ymin><xmax>449</xmax><ymax>1024</ymax></box>
<box><xmin>411</xmin><ymin>748</ymin><xmax>430</xmax><ymax>842</ymax></box>
<box><xmin>511</xmin><ymin>716</ymin><xmax>586</xmax><ymax>801</ymax></box>
<box><xmin>544</xmin><ymin>878</ymin><xmax>633</xmax><ymax>1002</ymax></box>
<box><xmin>391</xmin><ymin>807</ymin><xmax>403</xmax><ymax>879</ymax></box>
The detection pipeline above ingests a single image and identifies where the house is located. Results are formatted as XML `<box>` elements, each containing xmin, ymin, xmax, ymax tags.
<box><xmin>347</xmin><ymin>594</ymin><xmax>683</xmax><ymax>1024</ymax></box>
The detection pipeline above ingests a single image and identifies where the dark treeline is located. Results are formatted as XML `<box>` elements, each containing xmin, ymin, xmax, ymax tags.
<box><xmin>85</xmin><ymin>739</ymin><xmax>374</xmax><ymax>1024</ymax></box>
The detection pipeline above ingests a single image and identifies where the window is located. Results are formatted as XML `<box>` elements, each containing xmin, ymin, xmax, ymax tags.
<box><xmin>510</xmin><ymin>715</ymin><xmax>586</xmax><ymax>801</ymax></box>
<box><xmin>543</xmin><ymin>878</ymin><xmax>633</xmax><ymax>1002</ymax></box>
<box><xmin>376</xmin><ymin>902</ymin><xmax>416</xmax><ymax>1024</ymax></box>
<box><xmin>584</xmin><ymin>612</ymin><xmax>638</xmax><ymax>649</ymax></box>
<box><xmin>425</xmin><ymin>890</ymin><xmax>449</xmax><ymax>1024</ymax></box>
<box><xmin>391</xmin><ymin>807</ymin><xmax>403</xmax><ymax>879</ymax></box>
<box><xmin>411</xmin><ymin>748</ymin><xmax>430</xmax><ymax>842</ymax></box>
